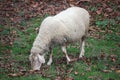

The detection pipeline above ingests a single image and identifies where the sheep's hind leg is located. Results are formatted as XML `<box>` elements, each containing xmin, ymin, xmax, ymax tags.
<box><xmin>79</xmin><ymin>36</ymin><xmax>86</xmax><ymax>58</ymax></box>
<box><xmin>62</xmin><ymin>46</ymin><xmax>70</xmax><ymax>64</ymax></box>
<box><xmin>47</xmin><ymin>50</ymin><xmax>53</xmax><ymax>65</ymax></box>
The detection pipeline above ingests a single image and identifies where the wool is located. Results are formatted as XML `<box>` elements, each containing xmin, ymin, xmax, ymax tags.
<box><xmin>29</xmin><ymin>7</ymin><xmax>90</xmax><ymax>70</ymax></box>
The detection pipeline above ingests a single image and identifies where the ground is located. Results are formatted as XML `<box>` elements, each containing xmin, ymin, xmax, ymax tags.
<box><xmin>0</xmin><ymin>0</ymin><xmax>120</xmax><ymax>80</ymax></box>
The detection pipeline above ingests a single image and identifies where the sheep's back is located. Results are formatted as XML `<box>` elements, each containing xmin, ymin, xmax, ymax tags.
<box><xmin>39</xmin><ymin>7</ymin><xmax>89</xmax><ymax>45</ymax></box>
<box><xmin>54</xmin><ymin>7</ymin><xmax>89</xmax><ymax>29</ymax></box>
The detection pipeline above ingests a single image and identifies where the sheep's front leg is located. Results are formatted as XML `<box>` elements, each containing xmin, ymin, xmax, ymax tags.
<box><xmin>62</xmin><ymin>46</ymin><xmax>70</xmax><ymax>64</ymax></box>
<box><xmin>79</xmin><ymin>36</ymin><xmax>86</xmax><ymax>58</ymax></box>
<box><xmin>47</xmin><ymin>50</ymin><xmax>53</xmax><ymax>65</ymax></box>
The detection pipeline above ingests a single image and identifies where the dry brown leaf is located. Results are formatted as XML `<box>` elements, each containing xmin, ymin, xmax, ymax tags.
<box><xmin>69</xmin><ymin>0</ymin><xmax>75</xmax><ymax>2</ymax></box>
<box><xmin>80</xmin><ymin>72</ymin><xmax>85</xmax><ymax>76</ymax></box>
<box><xmin>55</xmin><ymin>76</ymin><xmax>62</xmax><ymax>80</ymax></box>
<box><xmin>65</xmin><ymin>77</ymin><xmax>74</xmax><ymax>80</ymax></box>
<box><xmin>0</xmin><ymin>28</ymin><xmax>3</xmax><ymax>32</ymax></box>
<box><xmin>74</xmin><ymin>71</ymin><xmax>78</xmax><ymax>75</ymax></box>
<box><xmin>111</xmin><ymin>58</ymin><xmax>116</xmax><ymax>62</ymax></box>
<box><xmin>106</xmin><ymin>8</ymin><xmax>113</xmax><ymax>12</ymax></box>
<box><xmin>102</xmin><ymin>70</ymin><xmax>112</xmax><ymax>73</ymax></box>
<box><xmin>96</xmin><ymin>9</ymin><xmax>102</xmax><ymax>15</ymax></box>
<box><xmin>116</xmin><ymin>70</ymin><xmax>120</xmax><ymax>73</ymax></box>
<box><xmin>86</xmin><ymin>67</ymin><xmax>91</xmax><ymax>72</ymax></box>
<box><xmin>88</xmin><ymin>76</ymin><xmax>95</xmax><ymax>79</ymax></box>
<box><xmin>9</xmin><ymin>42</ymin><xmax>13</xmax><ymax>45</ymax></box>
<box><xmin>8</xmin><ymin>73</ymin><xmax>18</xmax><ymax>77</ymax></box>
<box><xmin>29</xmin><ymin>70</ymin><xmax>35</xmax><ymax>73</ymax></box>
<box><xmin>104</xmin><ymin>13</ymin><xmax>109</xmax><ymax>17</ymax></box>
<box><xmin>110</xmin><ymin>67</ymin><xmax>116</xmax><ymax>71</ymax></box>
<box><xmin>80</xmin><ymin>0</ymin><xmax>91</xmax><ymax>2</ymax></box>
<box><xmin>8</xmin><ymin>72</ymin><xmax>24</xmax><ymax>77</ymax></box>
<box><xmin>32</xmin><ymin>2</ymin><xmax>38</xmax><ymax>8</ymax></box>
<box><xmin>67</xmin><ymin>68</ymin><xmax>73</xmax><ymax>74</ymax></box>
<box><xmin>118</xmin><ymin>44</ymin><xmax>120</xmax><ymax>47</ymax></box>
<box><xmin>69</xmin><ymin>58</ymin><xmax>78</xmax><ymax>62</ymax></box>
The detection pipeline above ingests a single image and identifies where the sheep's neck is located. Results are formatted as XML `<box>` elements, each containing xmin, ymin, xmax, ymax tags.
<box><xmin>34</xmin><ymin>34</ymin><xmax>50</xmax><ymax>53</ymax></box>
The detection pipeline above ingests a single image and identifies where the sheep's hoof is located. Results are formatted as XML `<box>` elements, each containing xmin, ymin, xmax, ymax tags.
<box><xmin>79</xmin><ymin>56</ymin><xmax>83</xmax><ymax>59</ymax></box>
<box><xmin>79</xmin><ymin>55</ymin><xmax>84</xmax><ymax>58</ymax></box>
<box><xmin>47</xmin><ymin>62</ymin><xmax>52</xmax><ymax>66</ymax></box>
<box><xmin>47</xmin><ymin>63</ymin><xmax>51</xmax><ymax>66</ymax></box>
<box><xmin>79</xmin><ymin>56</ymin><xmax>85</xmax><ymax>61</ymax></box>
<box><xmin>67</xmin><ymin>60</ymin><xmax>71</xmax><ymax>64</ymax></box>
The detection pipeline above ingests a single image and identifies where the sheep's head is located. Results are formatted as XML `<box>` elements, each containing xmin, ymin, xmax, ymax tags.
<box><xmin>29</xmin><ymin>47</ymin><xmax>45</xmax><ymax>70</ymax></box>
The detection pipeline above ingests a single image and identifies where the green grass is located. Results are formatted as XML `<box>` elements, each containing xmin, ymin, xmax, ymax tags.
<box><xmin>0</xmin><ymin>16</ymin><xmax>120</xmax><ymax>80</ymax></box>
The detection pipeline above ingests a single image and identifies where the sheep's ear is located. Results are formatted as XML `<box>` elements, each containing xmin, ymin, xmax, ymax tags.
<box><xmin>38</xmin><ymin>54</ymin><xmax>45</xmax><ymax>63</ymax></box>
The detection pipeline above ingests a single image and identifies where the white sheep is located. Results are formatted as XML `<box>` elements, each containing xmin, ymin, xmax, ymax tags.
<box><xmin>29</xmin><ymin>7</ymin><xmax>90</xmax><ymax>70</ymax></box>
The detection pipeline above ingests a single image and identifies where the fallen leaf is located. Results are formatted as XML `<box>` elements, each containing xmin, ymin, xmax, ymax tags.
<box><xmin>35</xmin><ymin>27</ymin><xmax>39</xmax><ymax>31</ymax></box>
<box><xmin>96</xmin><ymin>8</ymin><xmax>102</xmax><ymax>15</ymax></box>
<box><xmin>80</xmin><ymin>0</ymin><xmax>91</xmax><ymax>2</ymax></box>
<box><xmin>116</xmin><ymin>70</ymin><xmax>120</xmax><ymax>73</ymax></box>
<box><xmin>110</xmin><ymin>67</ymin><xmax>116</xmax><ymax>71</ymax></box>
<box><xmin>88</xmin><ymin>76</ymin><xmax>95</xmax><ymax>79</ymax></box>
<box><xmin>67</xmin><ymin>68</ymin><xmax>73</xmax><ymax>74</ymax></box>
<box><xmin>112</xmin><ymin>58</ymin><xmax>116</xmax><ymax>62</ymax></box>
<box><xmin>32</xmin><ymin>2</ymin><xmax>38</xmax><ymax>8</ymax></box>
<box><xmin>9</xmin><ymin>41</ymin><xmax>13</xmax><ymax>46</ymax></box>
<box><xmin>118</xmin><ymin>44</ymin><xmax>120</xmax><ymax>47</ymax></box>
<box><xmin>106</xmin><ymin>8</ymin><xmax>113</xmax><ymax>12</ymax></box>
<box><xmin>0</xmin><ymin>28</ymin><xmax>3</xmax><ymax>32</ymax></box>
<box><xmin>8</xmin><ymin>72</ymin><xmax>24</xmax><ymax>77</ymax></box>
<box><xmin>86</xmin><ymin>67</ymin><xmax>91</xmax><ymax>72</ymax></box>
<box><xmin>69</xmin><ymin>58</ymin><xmax>78</xmax><ymax>62</ymax></box>
<box><xmin>110</xmin><ymin>54</ymin><xmax>117</xmax><ymax>58</ymax></box>
<box><xmin>74</xmin><ymin>71</ymin><xmax>78</xmax><ymax>75</ymax></box>
<box><xmin>102</xmin><ymin>3</ymin><xmax>107</xmax><ymax>8</ymax></box>
<box><xmin>102</xmin><ymin>70</ymin><xmax>112</xmax><ymax>73</ymax></box>
<box><xmin>104</xmin><ymin>13</ymin><xmax>109</xmax><ymax>17</ymax></box>
<box><xmin>80</xmin><ymin>72</ymin><xmax>85</xmax><ymax>76</ymax></box>
<box><xmin>109</xmin><ymin>54</ymin><xmax>117</xmax><ymax>62</ymax></box>
<box><xmin>108</xmin><ymin>78</ymin><xmax>114</xmax><ymax>80</ymax></box>
<box><xmin>65</xmin><ymin>77</ymin><xmax>74</xmax><ymax>80</ymax></box>
<box><xmin>55</xmin><ymin>76</ymin><xmax>62</xmax><ymax>80</ymax></box>
<box><xmin>8</xmin><ymin>73</ymin><xmax>18</xmax><ymax>77</ymax></box>
<box><xmin>69</xmin><ymin>0</ymin><xmax>75</xmax><ymax>2</ymax></box>
<box><xmin>29</xmin><ymin>69</ymin><xmax>34</xmax><ymax>72</ymax></box>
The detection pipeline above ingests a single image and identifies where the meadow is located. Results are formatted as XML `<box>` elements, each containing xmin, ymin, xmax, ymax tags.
<box><xmin>0</xmin><ymin>0</ymin><xmax>120</xmax><ymax>80</ymax></box>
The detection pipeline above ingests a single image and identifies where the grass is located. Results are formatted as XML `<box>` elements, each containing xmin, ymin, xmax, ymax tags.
<box><xmin>0</xmin><ymin>15</ymin><xmax>120</xmax><ymax>80</ymax></box>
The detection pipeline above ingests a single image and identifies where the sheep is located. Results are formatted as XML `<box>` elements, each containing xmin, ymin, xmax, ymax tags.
<box><xmin>29</xmin><ymin>7</ymin><xmax>90</xmax><ymax>70</ymax></box>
